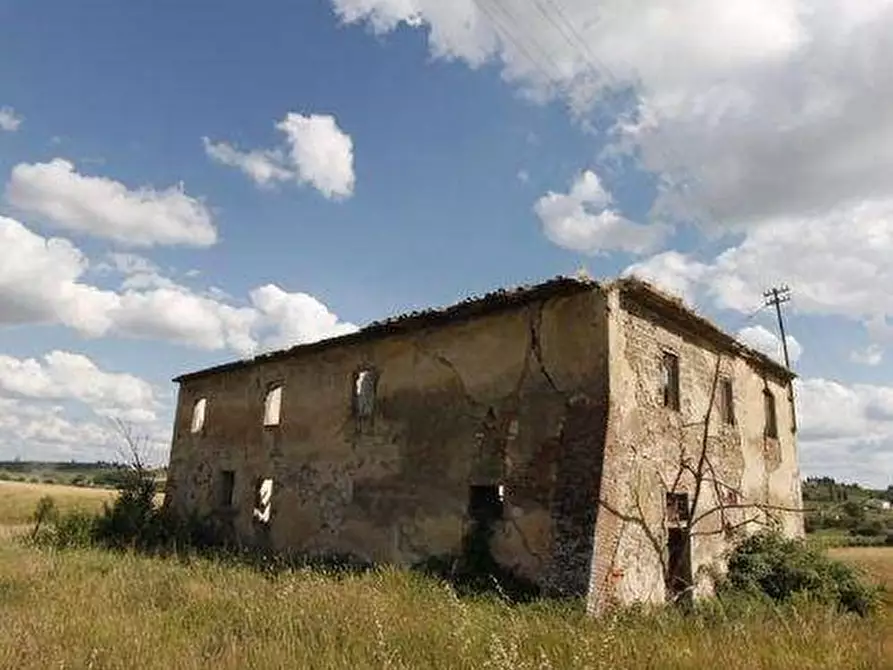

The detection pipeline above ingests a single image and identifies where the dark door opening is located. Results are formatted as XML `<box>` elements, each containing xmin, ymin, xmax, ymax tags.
<box><xmin>218</xmin><ymin>470</ymin><xmax>235</xmax><ymax>509</ymax></box>
<box><xmin>666</xmin><ymin>527</ymin><xmax>693</xmax><ymax>601</ymax></box>
<box><xmin>468</xmin><ymin>485</ymin><xmax>504</xmax><ymax>525</ymax></box>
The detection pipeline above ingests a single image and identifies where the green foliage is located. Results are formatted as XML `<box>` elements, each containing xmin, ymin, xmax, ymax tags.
<box><xmin>52</xmin><ymin>511</ymin><xmax>99</xmax><ymax>549</ymax></box>
<box><xmin>32</xmin><ymin>495</ymin><xmax>57</xmax><ymax>527</ymax></box>
<box><xmin>801</xmin><ymin>476</ymin><xmax>886</xmax><ymax>503</ymax></box>
<box><xmin>841</xmin><ymin>500</ymin><xmax>866</xmax><ymax>522</ymax></box>
<box><xmin>29</xmin><ymin>495</ymin><xmax>97</xmax><ymax>549</ymax></box>
<box><xmin>93</xmin><ymin>470</ymin><xmax>162</xmax><ymax>549</ymax></box>
<box><xmin>850</xmin><ymin>519</ymin><xmax>886</xmax><ymax>537</ymax></box>
<box><xmin>803</xmin><ymin>475</ymin><xmax>893</xmax><ymax>538</ymax></box>
<box><xmin>721</xmin><ymin>531</ymin><xmax>882</xmax><ymax>616</ymax></box>
<box><xmin>30</xmin><ymin>464</ymin><xmax>227</xmax><ymax>555</ymax></box>
<box><xmin>807</xmin><ymin>533</ymin><xmax>889</xmax><ymax>549</ymax></box>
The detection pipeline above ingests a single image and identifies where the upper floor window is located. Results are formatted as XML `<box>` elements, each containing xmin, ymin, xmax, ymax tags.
<box><xmin>661</xmin><ymin>352</ymin><xmax>680</xmax><ymax>411</ymax></box>
<box><xmin>190</xmin><ymin>397</ymin><xmax>207</xmax><ymax>434</ymax></box>
<box><xmin>263</xmin><ymin>385</ymin><xmax>283</xmax><ymax>427</ymax></box>
<box><xmin>354</xmin><ymin>368</ymin><xmax>377</xmax><ymax>418</ymax></box>
<box><xmin>763</xmin><ymin>388</ymin><xmax>778</xmax><ymax>439</ymax></box>
<box><xmin>719</xmin><ymin>378</ymin><xmax>736</xmax><ymax>425</ymax></box>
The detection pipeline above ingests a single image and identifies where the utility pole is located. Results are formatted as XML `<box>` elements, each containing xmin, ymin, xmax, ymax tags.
<box><xmin>763</xmin><ymin>285</ymin><xmax>796</xmax><ymax>432</ymax></box>
<box><xmin>764</xmin><ymin>285</ymin><xmax>792</xmax><ymax>369</ymax></box>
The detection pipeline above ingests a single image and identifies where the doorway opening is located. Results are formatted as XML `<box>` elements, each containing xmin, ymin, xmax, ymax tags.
<box><xmin>666</xmin><ymin>527</ymin><xmax>693</xmax><ymax>601</ymax></box>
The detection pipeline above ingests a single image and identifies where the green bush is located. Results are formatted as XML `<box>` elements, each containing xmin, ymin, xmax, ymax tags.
<box><xmin>30</xmin><ymin>496</ymin><xmax>96</xmax><ymax>549</ymax></box>
<box><xmin>93</xmin><ymin>471</ymin><xmax>161</xmax><ymax>549</ymax></box>
<box><xmin>850</xmin><ymin>520</ymin><xmax>885</xmax><ymax>536</ymax></box>
<box><xmin>721</xmin><ymin>531</ymin><xmax>881</xmax><ymax>616</ymax></box>
<box><xmin>52</xmin><ymin>511</ymin><xmax>98</xmax><ymax>549</ymax></box>
<box><xmin>31</xmin><ymin>465</ymin><xmax>225</xmax><ymax>554</ymax></box>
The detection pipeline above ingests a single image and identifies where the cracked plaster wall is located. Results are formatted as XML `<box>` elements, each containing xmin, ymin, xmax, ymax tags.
<box><xmin>165</xmin><ymin>290</ymin><xmax>609</xmax><ymax>593</ymax></box>
<box><xmin>586</xmin><ymin>288</ymin><xmax>804</xmax><ymax>614</ymax></box>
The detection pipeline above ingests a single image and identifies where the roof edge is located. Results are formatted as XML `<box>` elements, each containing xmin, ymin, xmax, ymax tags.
<box><xmin>173</xmin><ymin>274</ymin><xmax>797</xmax><ymax>385</ymax></box>
<box><xmin>173</xmin><ymin>275</ymin><xmax>599</xmax><ymax>383</ymax></box>
<box><xmin>613</xmin><ymin>276</ymin><xmax>796</xmax><ymax>382</ymax></box>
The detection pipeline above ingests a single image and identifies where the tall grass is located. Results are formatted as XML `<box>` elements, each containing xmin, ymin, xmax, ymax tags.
<box><xmin>1</xmin><ymin>482</ymin><xmax>889</xmax><ymax>668</ymax></box>
<box><xmin>0</xmin><ymin>541</ymin><xmax>889</xmax><ymax>670</ymax></box>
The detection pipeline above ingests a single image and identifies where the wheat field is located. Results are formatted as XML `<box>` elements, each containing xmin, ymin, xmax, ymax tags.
<box><xmin>0</xmin><ymin>482</ymin><xmax>890</xmax><ymax>669</ymax></box>
<box><xmin>0</xmin><ymin>480</ymin><xmax>116</xmax><ymax>526</ymax></box>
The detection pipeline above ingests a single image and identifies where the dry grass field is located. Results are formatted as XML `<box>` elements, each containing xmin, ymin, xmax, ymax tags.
<box><xmin>0</xmin><ymin>480</ymin><xmax>117</xmax><ymax>525</ymax></box>
<box><xmin>0</xmin><ymin>481</ymin><xmax>889</xmax><ymax>669</ymax></box>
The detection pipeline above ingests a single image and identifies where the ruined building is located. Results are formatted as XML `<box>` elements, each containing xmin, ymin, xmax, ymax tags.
<box><xmin>164</xmin><ymin>276</ymin><xmax>803</xmax><ymax>612</ymax></box>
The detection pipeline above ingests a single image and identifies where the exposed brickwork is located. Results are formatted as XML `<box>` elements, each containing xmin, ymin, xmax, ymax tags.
<box><xmin>586</xmin><ymin>287</ymin><xmax>803</xmax><ymax>613</ymax></box>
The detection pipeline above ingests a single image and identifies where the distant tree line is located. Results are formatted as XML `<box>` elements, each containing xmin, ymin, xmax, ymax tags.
<box><xmin>0</xmin><ymin>460</ymin><xmax>165</xmax><ymax>492</ymax></box>
<box><xmin>802</xmin><ymin>476</ymin><xmax>892</xmax><ymax>504</ymax></box>
<box><xmin>801</xmin><ymin>477</ymin><xmax>893</xmax><ymax>542</ymax></box>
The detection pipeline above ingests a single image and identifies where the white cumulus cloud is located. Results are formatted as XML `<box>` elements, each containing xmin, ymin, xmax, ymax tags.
<box><xmin>0</xmin><ymin>106</ymin><xmax>23</xmax><ymax>132</ymax></box>
<box><xmin>534</xmin><ymin>170</ymin><xmax>666</xmax><ymax>255</ymax></box>
<box><xmin>851</xmin><ymin>344</ymin><xmax>884</xmax><ymax>367</ymax></box>
<box><xmin>623</xmin><ymin>251</ymin><xmax>710</xmax><ymax>305</ymax></box>
<box><xmin>276</xmin><ymin>113</ymin><xmax>356</xmax><ymax>199</ymax></box>
<box><xmin>331</xmin><ymin>1</ymin><xmax>893</xmax><ymax>233</ymax></box>
<box><xmin>736</xmin><ymin>325</ymin><xmax>802</xmax><ymax>367</ymax></box>
<box><xmin>796</xmin><ymin>378</ymin><xmax>893</xmax><ymax>487</ymax></box>
<box><xmin>204</xmin><ymin>112</ymin><xmax>355</xmax><ymax>199</ymax></box>
<box><xmin>0</xmin><ymin>351</ymin><xmax>171</xmax><ymax>462</ymax></box>
<box><xmin>6</xmin><ymin>158</ymin><xmax>217</xmax><ymax>247</ymax></box>
<box><xmin>0</xmin><ymin>216</ymin><xmax>357</xmax><ymax>355</ymax></box>
<box><xmin>250</xmin><ymin>284</ymin><xmax>359</xmax><ymax>351</ymax></box>
<box><xmin>626</xmin><ymin>197</ymin><xmax>893</xmax><ymax>359</ymax></box>
<box><xmin>0</xmin><ymin>396</ymin><xmax>171</xmax><ymax>462</ymax></box>
<box><xmin>201</xmin><ymin>138</ymin><xmax>292</xmax><ymax>187</ymax></box>
<box><xmin>0</xmin><ymin>351</ymin><xmax>159</xmax><ymax>422</ymax></box>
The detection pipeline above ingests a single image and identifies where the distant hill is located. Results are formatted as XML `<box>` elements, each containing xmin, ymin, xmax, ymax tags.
<box><xmin>0</xmin><ymin>461</ymin><xmax>166</xmax><ymax>490</ymax></box>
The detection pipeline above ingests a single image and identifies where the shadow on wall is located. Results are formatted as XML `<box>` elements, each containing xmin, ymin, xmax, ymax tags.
<box><xmin>413</xmin><ymin>484</ymin><xmax>542</xmax><ymax>603</ymax></box>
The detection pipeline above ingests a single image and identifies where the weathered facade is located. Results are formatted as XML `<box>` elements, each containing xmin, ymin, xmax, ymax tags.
<box><xmin>165</xmin><ymin>276</ymin><xmax>803</xmax><ymax>612</ymax></box>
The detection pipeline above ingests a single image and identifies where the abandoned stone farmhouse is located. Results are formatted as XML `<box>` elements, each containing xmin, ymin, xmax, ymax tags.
<box><xmin>164</xmin><ymin>276</ymin><xmax>803</xmax><ymax>613</ymax></box>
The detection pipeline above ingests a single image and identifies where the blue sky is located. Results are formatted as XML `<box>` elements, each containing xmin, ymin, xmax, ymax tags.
<box><xmin>1</xmin><ymin>0</ymin><xmax>892</xmax><ymax>488</ymax></box>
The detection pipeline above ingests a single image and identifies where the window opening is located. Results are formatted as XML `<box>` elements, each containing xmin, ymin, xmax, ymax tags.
<box><xmin>661</xmin><ymin>352</ymin><xmax>680</xmax><ymax>410</ymax></box>
<box><xmin>218</xmin><ymin>470</ymin><xmax>235</xmax><ymax>508</ymax></box>
<box><xmin>666</xmin><ymin>492</ymin><xmax>690</xmax><ymax>525</ymax></box>
<box><xmin>354</xmin><ymin>369</ymin><xmax>377</xmax><ymax>418</ymax></box>
<box><xmin>253</xmin><ymin>478</ymin><xmax>274</xmax><ymax>524</ymax></box>
<box><xmin>764</xmin><ymin>388</ymin><xmax>778</xmax><ymax>439</ymax></box>
<box><xmin>190</xmin><ymin>398</ymin><xmax>207</xmax><ymax>434</ymax></box>
<box><xmin>263</xmin><ymin>385</ymin><xmax>283</xmax><ymax>427</ymax></box>
<box><xmin>720</xmin><ymin>378</ymin><xmax>736</xmax><ymax>425</ymax></box>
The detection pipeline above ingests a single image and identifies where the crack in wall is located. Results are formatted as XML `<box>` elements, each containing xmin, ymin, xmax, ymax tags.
<box><xmin>528</xmin><ymin>302</ymin><xmax>568</xmax><ymax>398</ymax></box>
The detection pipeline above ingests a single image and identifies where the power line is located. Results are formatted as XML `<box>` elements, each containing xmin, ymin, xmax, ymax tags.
<box><xmin>470</xmin><ymin>0</ymin><xmax>563</xmax><ymax>87</ymax></box>
<box><xmin>492</xmin><ymin>0</ymin><xmax>733</xmax><ymax>230</ymax></box>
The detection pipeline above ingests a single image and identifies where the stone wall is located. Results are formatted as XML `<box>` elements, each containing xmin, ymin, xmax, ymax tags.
<box><xmin>165</xmin><ymin>289</ymin><xmax>610</xmax><ymax>593</ymax></box>
<box><xmin>164</xmin><ymin>277</ymin><xmax>804</xmax><ymax>610</ymax></box>
<box><xmin>587</xmin><ymin>286</ymin><xmax>803</xmax><ymax>613</ymax></box>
